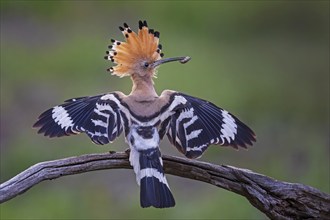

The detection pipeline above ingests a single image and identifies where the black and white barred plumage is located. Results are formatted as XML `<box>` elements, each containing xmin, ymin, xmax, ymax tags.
<box><xmin>128</xmin><ymin>125</ymin><xmax>175</xmax><ymax>207</ymax></box>
<box><xmin>34</xmin><ymin>91</ymin><xmax>255</xmax><ymax>208</ymax></box>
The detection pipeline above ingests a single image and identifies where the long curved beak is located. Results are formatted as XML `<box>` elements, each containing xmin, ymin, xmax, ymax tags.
<box><xmin>151</xmin><ymin>56</ymin><xmax>191</xmax><ymax>68</ymax></box>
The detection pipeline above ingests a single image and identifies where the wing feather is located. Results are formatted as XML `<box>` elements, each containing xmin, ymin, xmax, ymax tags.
<box><xmin>165</xmin><ymin>93</ymin><xmax>256</xmax><ymax>159</ymax></box>
<box><xmin>33</xmin><ymin>93</ymin><xmax>125</xmax><ymax>145</ymax></box>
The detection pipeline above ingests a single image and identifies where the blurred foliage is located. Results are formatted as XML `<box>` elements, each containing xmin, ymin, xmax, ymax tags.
<box><xmin>0</xmin><ymin>1</ymin><xmax>329</xmax><ymax>219</ymax></box>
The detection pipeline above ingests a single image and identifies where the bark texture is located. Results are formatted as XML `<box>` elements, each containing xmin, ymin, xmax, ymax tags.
<box><xmin>1</xmin><ymin>152</ymin><xmax>329</xmax><ymax>219</ymax></box>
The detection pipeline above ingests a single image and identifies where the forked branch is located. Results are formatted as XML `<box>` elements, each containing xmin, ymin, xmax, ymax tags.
<box><xmin>0</xmin><ymin>152</ymin><xmax>329</xmax><ymax>219</ymax></box>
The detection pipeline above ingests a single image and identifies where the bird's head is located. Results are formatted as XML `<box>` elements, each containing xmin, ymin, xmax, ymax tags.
<box><xmin>105</xmin><ymin>20</ymin><xmax>190</xmax><ymax>79</ymax></box>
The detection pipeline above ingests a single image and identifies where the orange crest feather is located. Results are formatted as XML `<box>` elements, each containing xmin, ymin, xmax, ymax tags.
<box><xmin>105</xmin><ymin>20</ymin><xmax>164</xmax><ymax>77</ymax></box>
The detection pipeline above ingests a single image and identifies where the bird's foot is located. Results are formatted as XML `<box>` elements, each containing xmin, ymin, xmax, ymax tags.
<box><xmin>125</xmin><ymin>148</ymin><xmax>131</xmax><ymax>156</ymax></box>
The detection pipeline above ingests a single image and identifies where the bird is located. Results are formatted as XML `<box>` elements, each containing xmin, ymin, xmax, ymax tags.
<box><xmin>33</xmin><ymin>20</ymin><xmax>256</xmax><ymax>208</ymax></box>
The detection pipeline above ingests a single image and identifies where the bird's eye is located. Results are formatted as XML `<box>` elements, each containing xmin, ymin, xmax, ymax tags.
<box><xmin>144</xmin><ymin>62</ymin><xmax>149</xmax><ymax>68</ymax></box>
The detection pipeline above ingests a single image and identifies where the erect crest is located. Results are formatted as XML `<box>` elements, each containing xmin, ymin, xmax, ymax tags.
<box><xmin>105</xmin><ymin>20</ymin><xmax>163</xmax><ymax>77</ymax></box>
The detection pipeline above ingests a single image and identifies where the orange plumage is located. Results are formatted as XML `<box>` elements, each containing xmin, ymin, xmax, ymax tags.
<box><xmin>105</xmin><ymin>20</ymin><xmax>163</xmax><ymax>77</ymax></box>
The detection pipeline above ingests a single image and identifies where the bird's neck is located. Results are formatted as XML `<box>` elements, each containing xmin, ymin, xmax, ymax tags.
<box><xmin>129</xmin><ymin>74</ymin><xmax>158</xmax><ymax>100</ymax></box>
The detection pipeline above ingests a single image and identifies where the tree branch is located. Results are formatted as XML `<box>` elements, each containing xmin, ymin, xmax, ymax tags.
<box><xmin>1</xmin><ymin>152</ymin><xmax>329</xmax><ymax>219</ymax></box>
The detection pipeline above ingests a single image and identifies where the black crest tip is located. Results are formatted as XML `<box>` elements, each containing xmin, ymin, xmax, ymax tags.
<box><xmin>154</xmin><ymin>31</ymin><xmax>160</xmax><ymax>38</ymax></box>
<box><xmin>138</xmin><ymin>20</ymin><xmax>143</xmax><ymax>29</ymax></box>
<box><xmin>143</xmin><ymin>20</ymin><xmax>148</xmax><ymax>27</ymax></box>
<box><xmin>123</xmin><ymin>23</ymin><xmax>129</xmax><ymax>28</ymax></box>
<box><xmin>119</xmin><ymin>26</ymin><xmax>124</xmax><ymax>31</ymax></box>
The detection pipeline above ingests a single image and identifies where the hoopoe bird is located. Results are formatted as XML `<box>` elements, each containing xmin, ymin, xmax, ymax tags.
<box><xmin>33</xmin><ymin>20</ymin><xmax>256</xmax><ymax>208</ymax></box>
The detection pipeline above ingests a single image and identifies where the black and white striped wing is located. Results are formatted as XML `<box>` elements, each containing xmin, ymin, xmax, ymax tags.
<box><xmin>165</xmin><ymin>93</ymin><xmax>256</xmax><ymax>159</ymax></box>
<box><xmin>33</xmin><ymin>93</ymin><xmax>124</xmax><ymax>145</ymax></box>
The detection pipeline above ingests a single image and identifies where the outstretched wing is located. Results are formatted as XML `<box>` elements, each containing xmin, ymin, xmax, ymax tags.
<box><xmin>164</xmin><ymin>93</ymin><xmax>256</xmax><ymax>159</ymax></box>
<box><xmin>33</xmin><ymin>93</ymin><xmax>124</xmax><ymax>145</ymax></box>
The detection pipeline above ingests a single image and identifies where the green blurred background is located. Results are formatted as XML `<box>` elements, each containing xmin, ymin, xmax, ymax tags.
<box><xmin>1</xmin><ymin>1</ymin><xmax>329</xmax><ymax>219</ymax></box>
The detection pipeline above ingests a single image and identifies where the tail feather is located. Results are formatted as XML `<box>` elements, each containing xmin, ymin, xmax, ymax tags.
<box><xmin>140</xmin><ymin>175</ymin><xmax>175</xmax><ymax>208</ymax></box>
<box><xmin>128</xmin><ymin>125</ymin><xmax>175</xmax><ymax>208</ymax></box>
<box><xmin>135</xmin><ymin>148</ymin><xmax>175</xmax><ymax>208</ymax></box>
